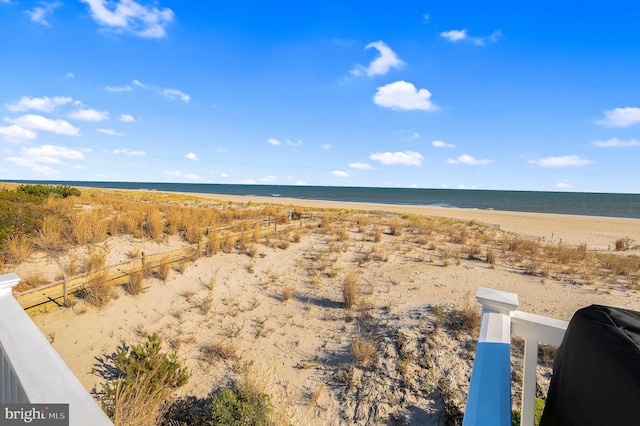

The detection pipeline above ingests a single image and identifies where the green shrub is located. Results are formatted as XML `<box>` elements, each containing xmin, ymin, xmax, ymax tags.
<box><xmin>512</xmin><ymin>398</ymin><xmax>545</xmax><ymax>426</ymax></box>
<box><xmin>97</xmin><ymin>334</ymin><xmax>189</xmax><ymax>424</ymax></box>
<box><xmin>16</xmin><ymin>184</ymin><xmax>81</xmax><ymax>198</ymax></box>
<box><xmin>0</xmin><ymin>196</ymin><xmax>45</xmax><ymax>246</ymax></box>
<box><xmin>207</xmin><ymin>386</ymin><xmax>272</xmax><ymax>426</ymax></box>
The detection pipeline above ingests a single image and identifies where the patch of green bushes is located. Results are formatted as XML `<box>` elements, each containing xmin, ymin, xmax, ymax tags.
<box><xmin>17</xmin><ymin>184</ymin><xmax>81</xmax><ymax>198</ymax></box>
<box><xmin>0</xmin><ymin>193</ymin><xmax>46</xmax><ymax>247</ymax></box>
<box><xmin>512</xmin><ymin>398</ymin><xmax>545</xmax><ymax>426</ymax></box>
<box><xmin>206</xmin><ymin>386</ymin><xmax>273</xmax><ymax>426</ymax></box>
<box><xmin>95</xmin><ymin>333</ymin><xmax>189</xmax><ymax>423</ymax></box>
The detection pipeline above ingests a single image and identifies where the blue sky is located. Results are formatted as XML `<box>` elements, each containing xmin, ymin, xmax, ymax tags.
<box><xmin>1</xmin><ymin>1</ymin><xmax>639</xmax><ymax>193</ymax></box>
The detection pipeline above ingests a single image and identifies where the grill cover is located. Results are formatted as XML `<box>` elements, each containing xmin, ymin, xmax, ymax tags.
<box><xmin>540</xmin><ymin>305</ymin><xmax>640</xmax><ymax>426</ymax></box>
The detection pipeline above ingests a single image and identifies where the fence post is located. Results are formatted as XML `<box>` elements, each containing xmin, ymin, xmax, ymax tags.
<box><xmin>63</xmin><ymin>275</ymin><xmax>67</xmax><ymax>306</ymax></box>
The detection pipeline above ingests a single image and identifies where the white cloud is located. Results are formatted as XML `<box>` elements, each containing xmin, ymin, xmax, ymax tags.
<box><xmin>80</xmin><ymin>0</ymin><xmax>174</xmax><ymax>38</ymax></box>
<box><xmin>259</xmin><ymin>175</ymin><xmax>277</xmax><ymax>183</ymax></box>
<box><xmin>68</xmin><ymin>108</ymin><xmax>109</xmax><ymax>121</ymax></box>
<box><xmin>440</xmin><ymin>29</ymin><xmax>467</xmax><ymax>42</ymax></box>
<box><xmin>267</xmin><ymin>138</ymin><xmax>281</xmax><ymax>146</ymax></box>
<box><xmin>351</xmin><ymin>41</ymin><xmax>404</xmax><ymax>77</ymax></box>
<box><xmin>0</xmin><ymin>125</ymin><xmax>37</xmax><ymax>143</ymax></box>
<box><xmin>593</xmin><ymin>137</ymin><xmax>639</xmax><ymax>147</ymax></box>
<box><xmin>113</xmin><ymin>148</ymin><xmax>145</xmax><ymax>155</ymax></box>
<box><xmin>164</xmin><ymin>170</ymin><xmax>181</xmax><ymax>177</ymax></box>
<box><xmin>597</xmin><ymin>107</ymin><xmax>640</xmax><ymax>127</ymax></box>
<box><xmin>24</xmin><ymin>144</ymin><xmax>84</xmax><ymax>163</ymax></box>
<box><xmin>440</xmin><ymin>29</ymin><xmax>501</xmax><ymax>45</ymax></box>
<box><xmin>348</xmin><ymin>162</ymin><xmax>374</xmax><ymax>170</ymax></box>
<box><xmin>7</xmin><ymin>157</ymin><xmax>59</xmax><ymax>175</ymax></box>
<box><xmin>528</xmin><ymin>155</ymin><xmax>593</xmax><ymax>167</ymax></box>
<box><xmin>185</xmin><ymin>152</ymin><xmax>198</xmax><ymax>160</ymax></box>
<box><xmin>98</xmin><ymin>128</ymin><xmax>124</xmax><ymax>136</ymax></box>
<box><xmin>447</xmin><ymin>154</ymin><xmax>492</xmax><ymax>165</ymax></box>
<box><xmin>9</xmin><ymin>114</ymin><xmax>80</xmax><ymax>136</ymax></box>
<box><xmin>322</xmin><ymin>144</ymin><xmax>332</xmax><ymax>150</ymax></box>
<box><xmin>220</xmin><ymin>172</ymin><xmax>229</xmax><ymax>178</ymax></box>
<box><xmin>5</xmin><ymin>96</ymin><xmax>73</xmax><ymax>112</ymax></box>
<box><xmin>556</xmin><ymin>182</ymin><xmax>572</xmax><ymax>189</ymax></box>
<box><xmin>162</xmin><ymin>88</ymin><xmax>190</xmax><ymax>102</ymax></box>
<box><xmin>332</xmin><ymin>170</ymin><xmax>349</xmax><ymax>177</ymax></box>
<box><xmin>432</xmin><ymin>140</ymin><xmax>455</xmax><ymax>148</ymax></box>
<box><xmin>65</xmin><ymin>72</ymin><xmax>75</xmax><ymax>79</ymax></box>
<box><xmin>120</xmin><ymin>114</ymin><xmax>136</xmax><ymax>122</ymax></box>
<box><xmin>133</xmin><ymin>79</ymin><xmax>146</xmax><ymax>88</ymax></box>
<box><xmin>183</xmin><ymin>173</ymin><xmax>200</xmax><ymax>180</ymax></box>
<box><xmin>370</xmin><ymin>151</ymin><xmax>423</xmax><ymax>166</ymax></box>
<box><xmin>374</xmin><ymin>80</ymin><xmax>438</xmax><ymax>111</ymax></box>
<box><xmin>26</xmin><ymin>2</ymin><xmax>61</xmax><ymax>26</ymax></box>
<box><xmin>423</xmin><ymin>13</ymin><xmax>430</xmax><ymax>22</ymax></box>
<box><xmin>106</xmin><ymin>85</ymin><xmax>132</xmax><ymax>92</ymax></box>
<box><xmin>295</xmin><ymin>180</ymin><xmax>307</xmax><ymax>186</ymax></box>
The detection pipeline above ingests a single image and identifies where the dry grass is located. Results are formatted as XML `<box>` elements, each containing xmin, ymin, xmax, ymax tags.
<box><xmin>154</xmin><ymin>257</ymin><xmax>171</xmax><ymax>282</ymax></box>
<box><xmin>449</xmin><ymin>296</ymin><xmax>481</xmax><ymax>335</ymax></box>
<box><xmin>82</xmin><ymin>248</ymin><xmax>108</xmax><ymax>273</ymax></box>
<box><xmin>351</xmin><ymin>332</ymin><xmax>377</xmax><ymax>368</ymax></box>
<box><xmin>126</xmin><ymin>249</ymin><xmax>141</xmax><ymax>259</ymax></box>
<box><xmin>3</xmin><ymin>234</ymin><xmax>33</xmax><ymax>264</ymax></box>
<box><xmin>196</xmin><ymin>293</ymin><xmax>214</xmax><ymax>314</ymax></box>
<box><xmin>281</xmin><ymin>284</ymin><xmax>295</xmax><ymax>302</ymax></box>
<box><xmin>246</xmin><ymin>244</ymin><xmax>259</xmax><ymax>258</ymax></box>
<box><xmin>343</xmin><ymin>269</ymin><xmax>360</xmax><ymax>309</ymax></box>
<box><xmin>83</xmin><ymin>272</ymin><xmax>112</xmax><ymax>308</ymax></box>
<box><xmin>126</xmin><ymin>270</ymin><xmax>145</xmax><ymax>295</ymax></box>
<box><xmin>200</xmin><ymin>341</ymin><xmax>238</xmax><ymax>362</ymax></box>
<box><xmin>16</xmin><ymin>272</ymin><xmax>49</xmax><ymax>291</ymax></box>
<box><xmin>34</xmin><ymin>215</ymin><xmax>67</xmax><ymax>252</ymax></box>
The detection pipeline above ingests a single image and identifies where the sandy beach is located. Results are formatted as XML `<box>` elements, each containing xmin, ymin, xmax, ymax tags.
<box><xmin>13</xmin><ymin>189</ymin><xmax>639</xmax><ymax>425</ymax></box>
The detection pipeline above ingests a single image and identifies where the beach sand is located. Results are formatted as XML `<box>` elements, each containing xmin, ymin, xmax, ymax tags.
<box><xmin>24</xmin><ymin>191</ymin><xmax>640</xmax><ymax>425</ymax></box>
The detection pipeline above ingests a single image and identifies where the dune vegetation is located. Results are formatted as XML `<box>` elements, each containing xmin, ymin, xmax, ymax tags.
<box><xmin>2</xmin><ymin>183</ymin><xmax>639</xmax><ymax>425</ymax></box>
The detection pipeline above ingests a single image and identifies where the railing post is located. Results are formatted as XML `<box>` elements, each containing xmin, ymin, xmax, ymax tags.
<box><xmin>510</xmin><ymin>311</ymin><xmax>569</xmax><ymax>426</ymax></box>
<box><xmin>476</xmin><ymin>287</ymin><xmax>519</xmax><ymax>316</ymax></box>
<box><xmin>464</xmin><ymin>288</ymin><xmax>519</xmax><ymax>426</ymax></box>
<box><xmin>521</xmin><ymin>338</ymin><xmax>538</xmax><ymax>426</ymax></box>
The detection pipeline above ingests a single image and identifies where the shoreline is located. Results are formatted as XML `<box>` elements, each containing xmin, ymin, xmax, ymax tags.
<box><xmin>166</xmin><ymin>191</ymin><xmax>640</xmax><ymax>248</ymax></box>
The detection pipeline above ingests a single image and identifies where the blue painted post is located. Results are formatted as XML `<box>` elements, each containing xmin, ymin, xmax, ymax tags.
<box><xmin>463</xmin><ymin>288</ymin><xmax>519</xmax><ymax>426</ymax></box>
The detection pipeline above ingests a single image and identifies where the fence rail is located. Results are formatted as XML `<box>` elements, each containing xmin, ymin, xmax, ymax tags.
<box><xmin>15</xmin><ymin>217</ymin><xmax>318</xmax><ymax>311</ymax></box>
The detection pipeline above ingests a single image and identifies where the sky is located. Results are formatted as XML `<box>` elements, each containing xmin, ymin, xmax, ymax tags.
<box><xmin>1</xmin><ymin>1</ymin><xmax>639</xmax><ymax>193</ymax></box>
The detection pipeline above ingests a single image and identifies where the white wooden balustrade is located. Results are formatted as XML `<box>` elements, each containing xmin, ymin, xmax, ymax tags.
<box><xmin>0</xmin><ymin>273</ymin><xmax>112</xmax><ymax>425</ymax></box>
<box><xmin>463</xmin><ymin>287</ymin><xmax>569</xmax><ymax>426</ymax></box>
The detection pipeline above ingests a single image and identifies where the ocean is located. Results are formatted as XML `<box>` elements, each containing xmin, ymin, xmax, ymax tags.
<box><xmin>2</xmin><ymin>180</ymin><xmax>640</xmax><ymax>219</ymax></box>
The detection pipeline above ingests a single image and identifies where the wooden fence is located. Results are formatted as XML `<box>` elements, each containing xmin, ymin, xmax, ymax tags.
<box><xmin>16</xmin><ymin>215</ymin><xmax>317</xmax><ymax>311</ymax></box>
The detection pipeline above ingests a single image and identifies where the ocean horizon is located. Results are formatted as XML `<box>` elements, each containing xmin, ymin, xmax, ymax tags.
<box><xmin>2</xmin><ymin>180</ymin><xmax>640</xmax><ymax>219</ymax></box>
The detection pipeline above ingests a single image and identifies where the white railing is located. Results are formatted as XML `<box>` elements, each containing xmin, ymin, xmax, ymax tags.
<box><xmin>463</xmin><ymin>287</ymin><xmax>569</xmax><ymax>426</ymax></box>
<box><xmin>0</xmin><ymin>273</ymin><xmax>112</xmax><ymax>425</ymax></box>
